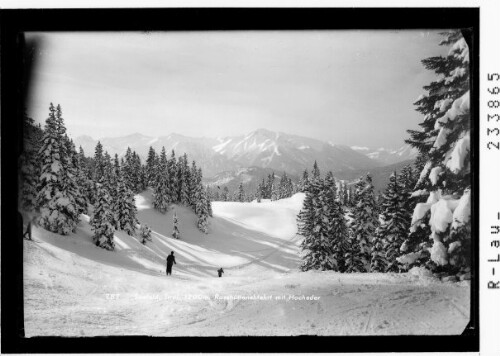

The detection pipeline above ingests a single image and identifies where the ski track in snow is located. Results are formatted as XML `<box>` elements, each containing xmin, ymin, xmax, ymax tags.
<box><xmin>23</xmin><ymin>192</ymin><xmax>470</xmax><ymax>336</ymax></box>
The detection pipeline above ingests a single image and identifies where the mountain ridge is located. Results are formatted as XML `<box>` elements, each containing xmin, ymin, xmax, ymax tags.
<box><xmin>74</xmin><ymin>129</ymin><xmax>400</xmax><ymax>179</ymax></box>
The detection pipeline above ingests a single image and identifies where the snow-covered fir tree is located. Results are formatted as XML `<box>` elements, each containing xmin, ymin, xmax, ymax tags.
<box><xmin>172</xmin><ymin>211</ymin><xmax>180</xmax><ymax>239</ymax></box>
<box><xmin>237</xmin><ymin>182</ymin><xmax>245</xmax><ymax>202</ymax></box>
<box><xmin>152</xmin><ymin>147</ymin><xmax>171</xmax><ymax>213</ymax></box>
<box><xmin>297</xmin><ymin>175</ymin><xmax>324</xmax><ymax>271</ymax></box>
<box><xmin>174</xmin><ymin>154</ymin><xmax>188</xmax><ymax>205</ymax></box>
<box><xmin>122</xmin><ymin>147</ymin><xmax>135</xmax><ymax>192</ymax></box>
<box><xmin>196</xmin><ymin>186</ymin><xmax>210</xmax><ymax>234</ymax></box>
<box><xmin>257</xmin><ymin>177</ymin><xmax>266</xmax><ymax>201</ymax></box>
<box><xmin>322</xmin><ymin>171</ymin><xmax>349</xmax><ymax>272</ymax></box>
<box><xmin>346</xmin><ymin>174</ymin><xmax>379</xmax><ymax>272</ymax></box>
<box><xmin>206</xmin><ymin>186</ymin><xmax>213</xmax><ymax>217</ymax></box>
<box><xmin>140</xmin><ymin>224</ymin><xmax>152</xmax><ymax>244</ymax></box>
<box><xmin>299</xmin><ymin>169</ymin><xmax>310</xmax><ymax>192</ymax></box>
<box><xmin>63</xmin><ymin>136</ymin><xmax>87</xmax><ymax>216</ymax></box>
<box><xmin>114</xmin><ymin>170</ymin><xmax>139</xmax><ymax>236</ymax></box>
<box><xmin>348</xmin><ymin>186</ymin><xmax>354</xmax><ymax>207</ymax></box>
<box><xmin>341</xmin><ymin>182</ymin><xmax>349</xmax><ymax>207</ymax></box>
<box><xmin>400</xmin><ymin>30</ymin><xmax>471</xmax><ymax>275</ymax></box>
<box><xmin>133</xmin><ymin>151</ymin><xmax>145</xmax><ymax>192</ymax></box>
<box><xmin>298</xmin><ymin>163</ymin><xmax>344</xmax><ymax>271</ymax></box>
<box><xmin>221</xmin><ymin>186</ymin><xmax>229</xmax><ymax>202</ymax></box>
<box><xmin>19</xmin><ymin>112</ymin><xmax>43</xmax><ymax>211</ymax></box>
<box><xmin>146</xmin><ymin>146</ymin><xmax>157</xmax><ymax>187</ymax></box>
<box><xmin>276</xmin><ymin>172</ymin><xmax>294</xmax><ymax>200</ymax></box>
<box><xmin>90</xmin><ymin>178</ymin><xmax>115</xmax><ymax>250</ymax></box>
<box><xmin>36</xmin><ymin>104</ymin><xmax>80</xmax><ymax>235</ymax></box>
<box><xmin>76</xmin><ymin>146</ymin><xmax>92</xmax><ymax>212</ymax></box>
<box><xmin>188</xmin><ymin>161</ymin><xmax>199</xmax><ymax>207</ymax></box>
<box><xmin>92</xmin><ymin>141</ymin><xmax>105</xmax><ymax>184</ymax></box>
<box><xmin>311</xmin><ymin>161</ymin><xmax>320</xmax><ymax>180</ymax></box>
<box><xmin>371</xmin><ymin>172</ymin><xmax>410</xmax><ymax>272</ymax></box>
<box><xmin>167</xmin><ymin>150</ymin><xmax>178</xmax><ymax>202</ymax></box>
<box><xmin>265</xmin><ymin>172</ymin><xmax>275</xmax><ymax>199</ymax></box>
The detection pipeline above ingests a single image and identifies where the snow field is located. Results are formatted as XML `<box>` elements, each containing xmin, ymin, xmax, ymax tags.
<box><xmin>23</xmin><ymin>192</ymin><xmax>470</xmax><ymax>336</ymax></box>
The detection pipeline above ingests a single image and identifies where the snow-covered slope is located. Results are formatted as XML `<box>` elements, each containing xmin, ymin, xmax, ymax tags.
<box><xmin>24</xmin><ymin>192</ymin><xmax>470</xmax><ymax>336</ymax></box>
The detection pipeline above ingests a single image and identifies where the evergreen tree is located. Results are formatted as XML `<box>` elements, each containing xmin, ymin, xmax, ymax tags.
<box><xmin>311</xmin><ymin>161</ymin><xmax>320</xmax><ymax>180</ymax></box>
<box><xmin>348</xmin><ymin>186</ymin><xmax>354</xmax><ymax>207</ymax></box>
<box><xmin>176</xmin><ymin>154</ymin><xmax>189</xmax><ymax>205</ymax></box>
<box><xmin>371</xmin><ymin>172</ymin><xmax>408</xmax><ymax>272</ymax></box>
<box><xmin>19</xmin><ymin>112</ymin><xmax>43</xmax><ymax>211</ymax></box>
<box><xmin>90</xmin><ymin>179</ymin><xmax>115</xmax><ymax>250</ymax></box>
<box><xmin>188</xmin><ymin>160</ymin><xmax>198</xmax><ymax>208</ymax></box>
<box><xmin>36</xmin><ymin>103</ymin><xmax>80</xmax><ymax>235</ymax></box>
<box><xmin>221</xmin><ymin>186</ymin><xmax>229</xmax><ymax>201</ymax></box>
<box><xmin>401</xmin><ymin>30</ymin><xmax>471</xmax><ymax>274</ymax></box>
<box><xmin>273</xmin><ymin>172</ymin><xmax>294</xmax><ymax>200</ymax></box>
<box><xmin>146</xmin><ymin>146</ymin><xmax>157</xmax><ymax>186</ymax></box>
<box><xmin>299</xmin><ymin>169</ymin><xmax>310</xmax><ymax>192</ymax></box>
<box><xmin>196</xmin><ymin>187</ymin><xmax>210</xmax><ymax>234</ymax></box>
<box><xmin>399</xmin><ymin>165</ymin><xmax>418</xmax><ymax>220</ymax></box>
<box><xmin>63</xmin><ymin>136</ymin><xmax>87</xmax><ymax>216</ymax></box>
<box><xmin>168</xmin><ymin>150</ymin><xmax>178</xmax><ymax>202</ymax></box>
<box><xmin>114</xmin><ymin>171</ymin><xmax>139</xmax><ymax>236</ymax></box>
<box><xmin>172</xmin><ymin>211</ymin><xmax>180</xmax><ymax>239</ymax></box>
<box><xmin>237</xmin><ymin>182</ymin><xmax>245</xmax><ymax>202</ymax></box>
<box><xmin>152</xmin><ymin>147</ymin><xmax>171</xmax><ymax>213</ymax></box>
<box><xmin>76</xmin><ymin>146</ymin><xmax>93</xmax><ymax>211</ymax></box>
<box><xmin>133</xmin><ymin>151</ymin><xmax>145</xmax><ymax>192</ymax></box>
<box><xmin>212</xmin><ymin>188</ymin><xmax>220</xmax><ymax>202</ymax></box>
<box><xmin>206</xmin><ymin>186</ymin><xmax>213</xmax><ymax>217</ymax></box>
<box><xmin>140</xmin><ymin>224</ymin><xmax>152</xmax><ymax>244</ymax></box>
<box><xmin>346</xmin><ymin>174</ymin><xmax>379</xmax><ymax>272</ymax></box>
<box><xmin>93</xmin><ymin>141</ymin><xmax>105</xmax><ymax>183</ymax></box>
<box><xmin>122</xmin><ymin>147</ymin><xmax>134</xmax><ymax>191</ymax></box>
<box><xmin>266</xmin><ymin>172</ymin><xmax>275</xmax><ymax>199</ymax></box>
<box><xmin>323</xmin><ymin>172</ymin><xmax>349</xmax><ymax>272</ymax></box>
<box><xmin>102</xmin><ymin>151</ymin><xmax>117</xmax><ymax>220</ymax></box>
<box><xmin>341</xmin><ymin>182</ymin><xmax>349</xmax><ymax>207</ymax></box>
<box><xmin>257</xmin><ymin>177</ymin><xmax>266</xmax><ymax>201</ymax></box>
<box><xmin>298</xmin><ymin>176</ymin><xmax>327</xmax><ymax>271</ymax></box>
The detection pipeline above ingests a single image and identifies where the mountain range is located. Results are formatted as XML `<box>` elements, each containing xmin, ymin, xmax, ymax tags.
<box><xmin>74</xmin><ymin>129</ymin><xmax>416</xmax><ymax>188</ymax></box>
<box><xmin>351</xmin><ymin>145</ymin><xmax>418</xmax><ymax>166</ymax></box>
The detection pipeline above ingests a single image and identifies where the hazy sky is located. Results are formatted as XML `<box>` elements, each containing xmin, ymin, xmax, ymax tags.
<box><xmin>27</xmin><ymin>30</ymin><xmax>448</xmax><ymax>149</ymax></box>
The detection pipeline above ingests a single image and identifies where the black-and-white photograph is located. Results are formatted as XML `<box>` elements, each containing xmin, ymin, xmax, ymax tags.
<box><xmin>18</xmin><ymin>28</ymin><xmax>473</xmax><ymax>338</ymax></box>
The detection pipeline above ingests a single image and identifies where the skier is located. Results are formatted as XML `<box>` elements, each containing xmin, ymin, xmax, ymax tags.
<box><xmin>166</xmin><ymin>251</ymin><xmax>176</xmax><ymax>276</ymax></box>
<box><xmin>217</xmin><ymin>268</ymin><xmax>224</xmax><ymax>277</ymax></box>
<box><xmin>23</xmin><ymin>213</ymin><xmax>38</xmax><ymax>240</ymax></box>
<box><xmin>23</xmin><ymin>220</ymin><xmax>32</xmax><ymax>240</ymax></box>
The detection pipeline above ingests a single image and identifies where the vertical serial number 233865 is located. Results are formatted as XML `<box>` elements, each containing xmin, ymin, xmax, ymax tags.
<box><xmin>487</xmin><ymin>73</ymin><xmax>500</xmax><ymax>151</ymax></box>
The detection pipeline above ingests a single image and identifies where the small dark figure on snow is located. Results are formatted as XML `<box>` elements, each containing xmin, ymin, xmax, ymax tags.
<box><xmin>23</xmin><ymin>220</ymin><xmax>32</xmax><ymax>240</ymax></box>
<box><xmin>23</xmin><ymin>214</ymin><xmax>38</xmax><ymax>240</ymax></box>
<box><xmin>217</xmin><ymin>268</ymin><xmax>224</xmax><ymax>277</ymax></box>
<box><xmin>166</xmin><ymin>251</ymin><xmax>176</xmax><ymax>276</ymax></box>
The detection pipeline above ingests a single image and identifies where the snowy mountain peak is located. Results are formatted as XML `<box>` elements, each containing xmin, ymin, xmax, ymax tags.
<box><xmin>251</xmin><ymin>128</ymin><xmax>276</xmax><ymax>137</ymax></box>
<box><xmin>351</xmin><ymin>144</ymin><xmax>418</xmax><ymax>166</ymax></box>
<box><xmin>125</xmin><ymin>132</ymin><xmax>150</xmax><ymax>139</ymax></box>
<box><xmin>75</xmin><ymin>129</ymin><xmax>380</xmax><ymax>178</ymax></box>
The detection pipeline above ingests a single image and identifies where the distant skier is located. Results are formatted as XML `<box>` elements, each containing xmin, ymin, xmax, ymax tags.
<box><xmin>217</xmin><ymin>268</ymin><xmax>224</xmax><ymax>278</ymax></box>
<box><xmin>23</xmin><ymin>213</ymin><xmax>38</xmax><ymax>240</ymax></box>
<box><xmin>23</xmin><ymin>220</ymin><xmax>32</xmax><ymax>240</ymax></box>
<box><xmin>166</xmin><ymin>251</ymin><xmax>176</xmax><ymax>276</ymax></box>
